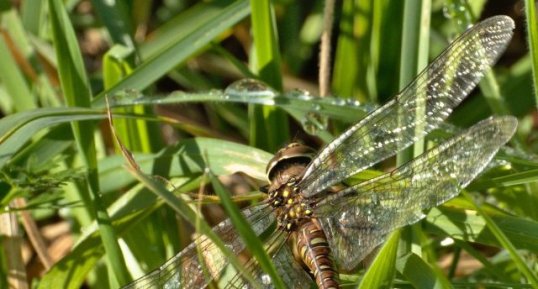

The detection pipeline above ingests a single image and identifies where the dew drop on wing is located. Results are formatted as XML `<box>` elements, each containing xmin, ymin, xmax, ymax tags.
<box><xmin>261</xmin><ymin>274</ymin><xmax>272</xmax><ymax>285</ymax></box>
<box><xmin>163</xmin><ymin>273</ymin><xmax>180</xmax><ymax>289</ymax></box>
<box><xmin>366</xmin><ymin>208</ymin><xmax>374</xmax><ymax>222</ymax></box>
<box><xmin>370</xmin><ymin>194</ymin><xmax>380</xmax><ymax>206</ymax></box>
<box><xmin>338</xmin><ymin>211</ymin><xmax>348</xmax><ymax>224</ymax></box>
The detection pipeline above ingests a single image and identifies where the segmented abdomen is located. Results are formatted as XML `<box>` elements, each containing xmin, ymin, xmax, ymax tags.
<box><xmin>296</xmin><ymin>220</ymin><xmax>339</xmax><ymax>289</ymax></box>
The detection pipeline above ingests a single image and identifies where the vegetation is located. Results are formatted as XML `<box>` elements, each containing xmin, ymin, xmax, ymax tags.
<box><xmin>0</xmin><ymin>0</ymin><xmax>537</xmax><ymax>288</ymax></box>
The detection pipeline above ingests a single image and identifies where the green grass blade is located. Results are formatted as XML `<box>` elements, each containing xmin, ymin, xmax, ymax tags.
<box><xmin>249</xmin><ymin>0</ymin><xmax>282</xmax><ymax>91</ymax></box>
<box><xmin>357</xmin><ymin>230</ymin><xmax>400</xmax><ymax>289</ymax></box>
<box><xmin>103</xmin><ymin>45</ymin><xmax>160</xmax><ymax>152</ymax></box>
<box><xmin>0</xmin><ymin>39</ymin><xmax>34</xmax><ymax>111</ymax></box>
<box><xmin>395</xmin><ymin>1</ymin><xmax>431</xmax><ymax>285</ymax></box>
<box><xmin>331</xmin><ymin>0</ymin><xmax>360</xmax><ymax>99</ymax></box>
<box><xmin>332</xmin><ymin>0</ymin><xmax>386</xmax><ymax>101</ymax></box>
<box><xmin>249</xmin><ymin>0</ymin><xmax>288</xmax><ymax>152</ymax></box>
<box><xmin>461</xmin><ymin>191</ymin><xmax>538</xmax><ymax>287</ymax></box>
<box><xmin>492</xmin><ymin>169</ymin><xmax>538</xmax><ymax>186</ymax></box>
<box><xmin>48</xmin><ymin>0</ymin><xmax>91</xmax><ymax>107</ymax></box>
<box><xmin>20</xmin><ymin>0</ymin><xmax>43</xmax><ymax>34</ymax></box>
<box><xmin>427</xmin><ymin>205</ymin><xmax>538</xmax><ymax>252</ymax></box>
<box><xmin>99</xmin><ymin>137</ymin><xmax>271</xmax><ymax>193</ymax></box>
<box><xmin>396</xmin><ymin>253</ymin><xmax>452</xmax><ymax>289</ymax></box>
<box><xmin>453</xmin><ymin>239</ymin><xmax>512</xmax><ymax>281</ymax></box>
<box><xmin>139</xmin><ymin>0</ymin><xmax>239</xmax><ymax>59</ymax></box>
<box><xmin>524</xmin><ymin>0</ymin><xmax>538</xmax><ymax>107</ymax></box>
<box><xmin>209</xmin><ymin>173</ymin><xmax>285</xmax><ymax>289</ymax></box>
<box><xmin>127</xmin><ymin>166</ymin><xmax>262</xmax><ymax>288</ymax></box>
<box><xmin>0</xmin><ymin>107</ymin><xmax>104</xmax><ymax>168</ymax></box>
<box><xmin>90</xmin><ymin>0</ymin><xmax>135</xmax><ymax>48</ymax></box>
<box><xmin>39</xmin><ymin>183</ymin><xmax>160</xmax><ymax>289</ymax></box>
<box><xmin>396</xmin><ymin>0</ymin><xmax>430</xmax><ymax>165</ymax></box>
<box><xmin>107</xmin><ymin>89</ymin><xmax>370</xmax><ymax>123</ymax></box>
<box><xmin>48</xmin><ymin>0</ymin><xmax>130</xmax><ymax>285</ymax></box>
<box><xmin>0</xmin><ymin>9</ymin><xmax>36</xmax><ymax>111</ymax></box>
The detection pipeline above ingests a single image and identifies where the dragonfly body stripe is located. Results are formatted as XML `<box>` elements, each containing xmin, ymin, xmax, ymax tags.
<box><xmin>296</xmin><ymin>220</ymin><xmax>340</xmax><ymax>289</ymax></box>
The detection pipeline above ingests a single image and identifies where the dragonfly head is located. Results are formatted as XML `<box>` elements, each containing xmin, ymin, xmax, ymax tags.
<box><xmin>266</xmin><ymin>142</ymin><xmax>315</xmax><ymax>184</ymax></box>
<box><xmin>265</xmin><ymin>143</ymin><xmax>317</xmax><ymax>231</ymax></box>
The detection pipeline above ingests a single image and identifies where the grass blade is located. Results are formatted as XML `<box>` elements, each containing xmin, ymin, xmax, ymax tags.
<box><xmin>461</xmin><ymin>191</ymin><xmax>538</xmax><ymax>287</ymax></box>
<box><xmin>48</xmin><ymin>0</ymin><xmax>130</xmax><ymax>285</ymax></box>
<box><xmin>524</xmin><ymin>0</ymin><xmax>538</xmax><ymax>107</ymax></box>
<box><xmin>396</xmin><ymin>252</ymin><xmax>452</xmax><ymax>289</ymax></box>
<box><xmin>0</xmin><ymin>17</ymin><xmax>35</xmax><ymax>111</ymax></box>
<box><xmin>0</xmin><ymin>107</ymin><xmax>104</xmax><ymax>168</ymax></box>
<box><xmin>126</xmin><ymin>166</ymin><xmax>261</xmax><ymax>288</ymax></box>
<box><xmin>90</xmin><ymin>0</ymin><xmax>135</xmax><ymax>48</ymax></box>
<box><xmin>249</xmin><ymin>0</ymin><xmax>288</xmax><ymax>152</ymax></box>
<box><xmin>396</xmin><ymin>0</ymin><xmax>430</xmax><ymax>165</ymax></box>
<box><xmin>210</xmin><ymin>173</ymin><xmax>285</xmax><ymax>289</ymax></box>
<box><xmin>357</xmin><ymin>230</ymin><xmax>400</xmax><ymax>289</ymax></box>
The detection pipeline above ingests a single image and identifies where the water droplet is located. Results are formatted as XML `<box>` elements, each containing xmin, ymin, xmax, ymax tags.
<box><xmin>207</xmin><ymin>89</ymin><xmax>221</xmax><ymax>96</ymax></box>
<box><xmin>285</xmin><ymin>88</ymin><xmax>312</xmax><ymax>100</ymax></box>
<box><xmin>331</xmin><ymin>98</ymin><xmax>346</xmax><ymax>106</ymax></box>
<box><xmin>370</xmin><ymin>194</ymin><xmax>380</xmax><ymax>206</ymax></box>
<box><xmin>224</xmin><ymin>79</ymin><xmax>276</xmax><ymax>101</ymax></box>
<box><xmin>109</xmin><ymin>89</ymin><xmax>143</xmax><ymax>106</ymax></box>
<box><xmin>442</xmin><ymin>4</ymin><xmax>455</xmax><ymax>19</ymax></box>
<box><xmin>163</xmin><ymin>273</ymin><xmax>181</xmax><ymax>289</ymax></box>
<box><xmin>440</xmin><ymin>237</ymin><xmax>455</xmax><ymax>247</ymax></box>
<box><xmin>261</xmin><ymin>274</ymin><xmax>272</xmax><ymax>285</ymax></box>
<box><xmin>442</xmin><ymin>0</ymin><xmax>472</xmax><ymax>29</ymax></box>
<box><xmin>345</xmin><ymin>98</ymin><xmax>361</xmax><ymax>107</ymax></box>
<box><xmin>301</xmin><ymin>111</ymin><xmax>328</xmax><ymax>135</ymax></box>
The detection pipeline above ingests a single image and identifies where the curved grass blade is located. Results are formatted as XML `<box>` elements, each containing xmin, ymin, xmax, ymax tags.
<box><xmin>0</xmin><ymin>107</ymin><xmax>104</xmax><ymax>169</ymax></box>
<box><xmin>210</xmin><ymin>172</ymin><xmax>285</xmax><ymax>289</ymax></box>
<box><xmin>106</xmin><ymin>88</ymin><xmax>371</xmax><ymax>123</ymax></box>
<box><xmin>126</xmin><ymin>167</ymin><xmax>262</xmax><ymax>289</ymax></box>
<box><xmin>357</xmin><ymin>230</ymin><xmax>400</xmax><ymax>289</ymax></box>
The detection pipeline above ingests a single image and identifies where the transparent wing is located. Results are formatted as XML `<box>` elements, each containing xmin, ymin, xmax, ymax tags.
<box><xmin>299</xmin><ymin>16</ymin><xmax>514</xmax><ymax>197</ymax></box>
<box><xmin>313</xmin><ymin>117</ymin><xmax>517</xmax><ymax>270</ymax></box>
<box><xmin>223</xmin><ymin>231</ymin><xmax>314</xmax><ymax>289</ymax></box>
<box><xmin>121</xmin><ymin>204</ymin><xmax>276</xmax><ymax>289</ymax></box>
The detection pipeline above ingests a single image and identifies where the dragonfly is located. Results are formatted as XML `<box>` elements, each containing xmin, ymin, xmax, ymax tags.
<box><xmin>122</xmin><ymin>15</ymin><xmax>517</xmax><ymax>289</ymax></box>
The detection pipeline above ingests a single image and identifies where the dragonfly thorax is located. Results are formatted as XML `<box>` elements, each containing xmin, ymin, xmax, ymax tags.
<box><xmin>268</xmin><ymin>178</ymin><xmax>313</xmax><ymax>231</ymax></box>
<box><xmin>265</xmin><ymin>143</ymin><xmax>317</xmax><ymax>231</ymax></box>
